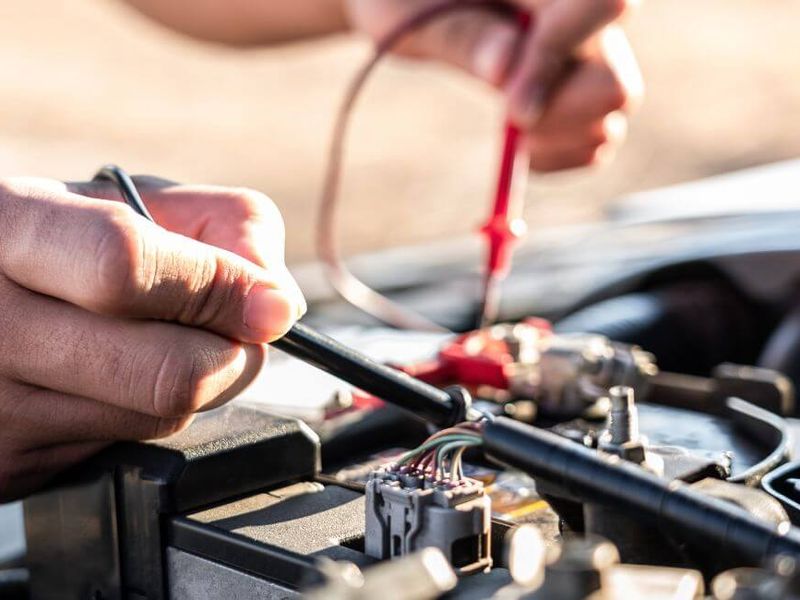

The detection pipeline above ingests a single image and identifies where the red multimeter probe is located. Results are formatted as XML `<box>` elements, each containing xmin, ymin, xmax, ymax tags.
<box><xmin>478</xmin><ymin>11</ymin><xmax>532</xmax><ymax>327</ymax></box>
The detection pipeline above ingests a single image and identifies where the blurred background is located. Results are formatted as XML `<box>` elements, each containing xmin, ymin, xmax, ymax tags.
<box><xmin>1</xmin><ymin>0</ymin><xmax>799</xmax><ymax>263</ymax></box>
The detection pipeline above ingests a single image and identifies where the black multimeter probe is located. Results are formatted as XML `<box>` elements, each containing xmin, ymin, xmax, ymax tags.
<box><xmin>93</xmin><ymin>165</ymin><xmax>468</xmax><ymax>427</ymax></box>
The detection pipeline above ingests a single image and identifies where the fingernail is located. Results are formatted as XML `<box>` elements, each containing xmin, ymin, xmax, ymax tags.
<box><xmin>473</xmin><ymin>27</ymin><xmax>517</xmax><ymax>85</ymax></box>
<box><xmin>274</xmin><ymin>266</ymin><xmax>307</xmax><ymax>320</ymax></box>
<box><xmin>294</xmin><ymin>293</ymin><xmax>307</xmax><ymax>320</ymax></box>
<box><xmin>244</xmin><ymin>285</ymin><xmax>298</xmax><ymax>339</ymax></box>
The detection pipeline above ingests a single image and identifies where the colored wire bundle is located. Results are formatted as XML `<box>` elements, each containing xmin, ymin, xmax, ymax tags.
<box><xmin>397</xmin><ymin>423</ymin><xmax>484</xmax><ymax>482</ymax></box>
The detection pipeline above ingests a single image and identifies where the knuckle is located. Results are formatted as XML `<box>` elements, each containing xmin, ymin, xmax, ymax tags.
<box><xmin>152</xmin><ymin>345</ymin><xmax>216</xmax><ymax>418</ymax></box>
<box><xmin>179</xmin><ymin>253</ymin><xmax>235</xmax><ymax>328</ymax></box>
<box><xmin>229</xmin><ymin>188</ymin><xmax>284</xmax><ymax>231</ymax></box>
<box><xmin>89</xmin><ymin>206</ymin><xmax>146</xmax><ymax>313</ymax></box>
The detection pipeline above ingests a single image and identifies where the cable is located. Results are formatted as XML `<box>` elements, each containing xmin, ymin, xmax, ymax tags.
<box><xmin>319</xmin><ymin>0</ymin><xmax>515</xmax><ymax>332</ymax></box>
<box><xmin>93</xmin><ymin>164</ymin><xmax>154</xmax><ymax>221</ymax></box>
<box><xmin>395</xmin><ymin>421</ymin><xmax>485</xmax><ymax>481</ymax></box>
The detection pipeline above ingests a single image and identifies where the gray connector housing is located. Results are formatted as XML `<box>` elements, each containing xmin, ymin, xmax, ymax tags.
<box><xmin>364</xmin><ymin>470</ymin><xmax>492</xmax><ymax>574</ymax></box>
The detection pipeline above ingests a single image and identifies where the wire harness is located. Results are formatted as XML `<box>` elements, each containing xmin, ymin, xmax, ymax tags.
<box><xmin>364</xmin><ymin>423</ymin><xmax>492</xmax><ymax>575</ymax></box>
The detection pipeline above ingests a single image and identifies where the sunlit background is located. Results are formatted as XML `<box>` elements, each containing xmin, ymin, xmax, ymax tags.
<box><xmin>2</xmin><ymin>1</ymin><xmax>799</xmax><ymax>262</ymax></box>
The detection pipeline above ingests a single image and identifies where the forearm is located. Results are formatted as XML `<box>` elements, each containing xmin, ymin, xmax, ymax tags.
<box><xmin>123</xmin><ymin>0</ymin><xmax>350</xmax><ymax>46</ymax></box>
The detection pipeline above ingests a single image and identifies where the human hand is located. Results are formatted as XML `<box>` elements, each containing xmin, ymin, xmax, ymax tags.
<box><xmin>346</xmin><ymin>0</ymin><xmax>643</xmax><ymax>171</ymax></box>
<box><xmin>0</xmin><ymin>176</ymin><xmax>305</xmax><ymax>501</ymax></box>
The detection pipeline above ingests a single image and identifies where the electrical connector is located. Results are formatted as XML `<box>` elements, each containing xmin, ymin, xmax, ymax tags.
<box><xmin>364</xmin><ymin>466</ymin><xmax>492</xmax><ymax>575</ymax></box>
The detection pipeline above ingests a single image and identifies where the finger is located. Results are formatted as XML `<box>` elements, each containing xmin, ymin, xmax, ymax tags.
<box><xmin>0</xmin><ymin>441</ymin><xmax>107</xmax><ymax>503</ymax></box>
<box><xmin>350</xmin><ymin>0</ymin><xmax>524</xmax><ymax>87</ymax></box>
<box><xmin>528</xmin><ymin>143</ymin><xmax>613</xmax><ymax>172</ymax></box>
<box><xmin>526</xmin><ymin>111</ymin><xmax>628</xmax><ymax>154</ymax></box>
<box><xmin>0</xmin><ymin>382</ymin><xmax>193</xmax><ymax>447</ymax></box>
<box><xmin>0</xmin><ymin>180</ymin><xmax>302</xmax><ymax>344</ymax></box>
<box><xmin>0</xmin><ymin>279</ymin><xmax>265</xmax><ymax>418</ymax></box>
<box><xmin>69</xmin><ymin>178</ymin><xmax>307</xmax><ymax>316</ymax></box>
<box><xmin>407</xmin><ymin>8</ymin><xmax>522</xmax><ymax>86</ymax></box>
<box><xmin>508</xmin><ymin>0</ymin><xmax>631</xmax><ymax>125</ymax></box>
<box><xmin>528</xmin><ymin>58</ymin><xmax>631</xmax><ymax>133</ymax></box>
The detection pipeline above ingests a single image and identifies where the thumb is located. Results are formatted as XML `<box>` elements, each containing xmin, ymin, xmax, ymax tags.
<box><xmin>0</xmin><ymin>181</ymin><xmax>303</xmax><ymax>345</ymax></box>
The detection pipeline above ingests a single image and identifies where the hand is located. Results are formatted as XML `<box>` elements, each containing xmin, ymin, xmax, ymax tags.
<box><xmin>0</xmin><ymin>176</ymin><xmax>305</xmax><ymax>501</ymax></box>
<box><xmin>346</xmin><ymin>0</ymin><xmax>643</xmax><ymax>171</ymax></box>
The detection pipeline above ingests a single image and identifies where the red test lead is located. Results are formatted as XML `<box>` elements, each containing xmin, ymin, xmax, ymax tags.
<box><xmin>477</xmin><ymin>11</ymin><xmax>532</xmax><ymax>328</ymax></box>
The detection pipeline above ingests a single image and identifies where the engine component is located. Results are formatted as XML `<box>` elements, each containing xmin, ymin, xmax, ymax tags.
<box><xmin>507</xmin><ymin>526</ymin><xmax>705</xmax><ymax>600</ymax></box>
<box><xmin>711</xmin><ymin>555</ymin><xmax>800</xmax><ymax>600</ymax></box>
<box><xmin>691</xmin><ymin>478</ymin><xmax>789</xmax><ymax>525</ymax></box>
<box><xmin>551</xmin><ymin>394</ymin><xmax>788</xmax><ymax>485</ymax></box>
<box><xmin>522</xmin><ymin>535</ymin><xmax>620</xmax><ymax>600</ymax></box>
<box><xmin>399</xmin><ymin>320</ymin><xmax>657</xmax><ymax>418</ymax></box>
<box><xmin>534</xmin><ymin>331</ymin><xmax>657</xmax><ymax>417</ymax></box>
<box><xmin>483</xmin><ymin>417</ymin><xmax>800</xmax><ymax>571</ymax></box>
<box><xmin>598</xmin><ymin>386</ymin><xmax>651</xmax><ymax>468</ymax></box>
<box><xmin>23</xmin><ymin>406</ymin><xmax>321</xmax><ymax>600</ymax></box>
<box><xmin>763</xmin><ymin>461</ymin><xmax>800</xmax><ymax>524</ymax></box>
<box><xmin>364</xmin><ymin>468</ymin><xmax>492</xmax><ymax>574</ymax></box>
<box><xmin>712</xmin><ymin>568</ymin><xmax>785</xmax><ymax>600</ymax></box>
<box><xmin>605</xmin><ymin>564</ymin><xmax>705</xmax><ymax>600</ymax></box>
<box><xmin>305</xmin><ymin>548</ymin><xmax>458</xmax><ymax>600</ymax></box>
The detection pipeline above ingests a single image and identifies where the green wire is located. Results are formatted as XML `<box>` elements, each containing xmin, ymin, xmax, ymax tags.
<box><xmin>397</xmin><ymin>434</ymin><xmax>482</xmax><ymax>466</ymax></box>
<box><xmin>398</xmin><ymin>434</ymin><xmax>481</xmax><ymax>465</ymax></box>
<box><xmin>434</xmin><ymin>440</ymin><xmax>482</xmax><ymax>479</ymax></box>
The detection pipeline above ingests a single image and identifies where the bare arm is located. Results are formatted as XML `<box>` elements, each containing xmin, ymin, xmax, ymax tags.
<box><xmin>124</xmin><ymin>0</ymin><xmax>641</xmax><ymax>173</ymax></box>
<box><xmin>123</xmin><ymin>0</ymin><xmax>349</xmax><ymax>46</ymax></box>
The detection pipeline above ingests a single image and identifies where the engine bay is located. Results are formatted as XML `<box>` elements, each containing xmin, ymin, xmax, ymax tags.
<box><xmin>12</xmin><ymin>169</ymin><xmax>800</xmax><ymax>599</ymax></box>
<box><xmin>19</xmin><ymin>299</ymin><xmax>800</xmax><ymax>599</ymax></box>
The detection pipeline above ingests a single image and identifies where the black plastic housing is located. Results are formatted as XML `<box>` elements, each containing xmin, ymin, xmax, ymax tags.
<box><xmin>23</xmin><ymin>405</ymin><xmax>320</xmax><ymax>600</ymax></box>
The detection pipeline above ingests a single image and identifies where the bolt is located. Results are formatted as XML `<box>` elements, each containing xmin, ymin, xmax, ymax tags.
<box><xmin>606</xmin><ymin>386</ymin><xmax>638</xmax><ymax>445</ymax></box>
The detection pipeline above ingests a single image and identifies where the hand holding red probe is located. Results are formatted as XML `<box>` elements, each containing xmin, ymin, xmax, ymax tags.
<box><xmin>347</xmin><ymin>0</ymin><xmax>643</xmax><ymax>172</ymax></box>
